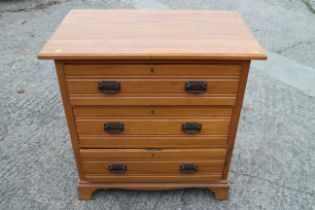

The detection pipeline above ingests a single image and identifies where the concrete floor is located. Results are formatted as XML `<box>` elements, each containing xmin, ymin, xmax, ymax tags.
<box><xmin>0</xmin><ymin>0</ymin><xmax>315</xmax><ymax>209</ymax></box>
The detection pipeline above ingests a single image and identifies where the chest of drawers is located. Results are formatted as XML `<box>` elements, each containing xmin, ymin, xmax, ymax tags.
<box><xmin>38</xmin><ymin>10</ymin><xmax>266</xmax><ymax>200</ymax></box>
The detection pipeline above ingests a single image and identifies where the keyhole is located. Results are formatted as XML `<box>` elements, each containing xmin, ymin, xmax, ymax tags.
<box><xmin>150</xmin><ymin>68</ymin><xmax>154</xmax><ymax>73</ymax></box>
<box><xmin>151</xmin><ymin>110</ymin><xmax>154</xmax><ymax>114</ymax></box>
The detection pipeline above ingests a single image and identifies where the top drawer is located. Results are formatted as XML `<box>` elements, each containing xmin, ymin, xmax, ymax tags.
<box><xmin>64</xmin><ymin>64</ymin><xmax>241</xmax><ymax>77</ymax></box>
<box><xmin>64</xmin><ymin>64</ymin><xmax>241</xmax><ymax>106</ymax></box>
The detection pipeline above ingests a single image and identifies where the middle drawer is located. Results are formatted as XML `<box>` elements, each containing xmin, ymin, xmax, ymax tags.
<box><xmin>74</xmin><ymin>107</ymin><xmax>232</xmax><ymax>136</ymax></box>
<box><xmin>76</xmin><ymin>118</ymin><xmax>230</xmax><ymax>136</ymax></box>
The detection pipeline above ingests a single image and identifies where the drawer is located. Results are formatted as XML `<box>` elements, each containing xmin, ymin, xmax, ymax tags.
<box><xmin>82</xmin><ymin>160</ymin><xmax>225</xmax><ymax>175</ymax></box>
<box><xmin>76</xmin><ymin>118</ymin><xmax>230</xmax><ymax>136</ymax></box>
<box><xmin>64</xmin><ymin>64</ymin><xmax>241</xmax><ymax>77</ymax></box>
<box><xmin>65</xmin><ymin>64</ymin><xmax>240</xmax><ymax>106</ymax></box>
<box><xmin>80</xmin><ymin>148</ymin><xmax>226</xmax><ymax>183</ymax></box>
<box><xmin>83</xmin><ymin>174</ymin><xmax>223</xmax><ymax>183</ymax></box>
<box><xmin>66</xmin><ymin>78</ymin><xmax>239</xmax><ymax>95</ymax></box>
<box><xmin>74</xmin><ymin>107</ymin><xmax>231</xmax><ymax>148</ymax></box>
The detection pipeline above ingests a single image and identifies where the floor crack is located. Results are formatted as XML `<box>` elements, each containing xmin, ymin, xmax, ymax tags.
<box><xmin>302</xmin><ymin>0</ymin><xmax>315</xmax><ymax>15</ymax></box>
<box><xmin>230</xmin><ymin>170</ymin><xmax>315</xmax><ymax>197</ymax></box>
<box><xmin>3</xmin><ymin>0</ymin><xmax>72</xmax><ymax>13</ymax></box>
<box><xmin>276</xmin><ymin>41</ymin><xmax>313</xmax><ymax>53</ymax></box>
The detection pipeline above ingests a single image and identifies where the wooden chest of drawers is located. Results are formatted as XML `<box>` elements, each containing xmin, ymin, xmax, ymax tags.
<box><xmin>38</xmin><ymin>10</ymin><xmax>266</xmax><ymax>200</ymax></box>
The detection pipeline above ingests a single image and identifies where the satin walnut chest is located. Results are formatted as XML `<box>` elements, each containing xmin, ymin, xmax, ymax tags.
<box><xmin>38</xmin><ymin>9</ymin><xmax>267</xmax><ymax>200</ymax></box>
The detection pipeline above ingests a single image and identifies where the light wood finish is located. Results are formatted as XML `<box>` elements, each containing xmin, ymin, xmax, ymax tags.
<box><xmin>70</xmin><ymin>95</ymin><xmax>237</xmax><ymax>106</ymax></box>
<box><xmin>209</xmin><ymin>186</ymin><xmax>230</xmax><ymax>200</ymax></box>
<box><xmin>223</xmin><ymin>62</ymin><xmax>250</xmax><ymax>179</ymax></box>
<box><xmin>75</xmin><ymin>106</ymin><xmax>231</xmax><ymax>148</ymax></box>
<box><xmin>64</xmin><ymin>64</ymin><xmax>241</xmax><ymax>77</ymax></box>
<box><xmin>66</xmin><ymin>64</ymin><xmax>240</xmax><ymax>106</ymax></box>
<box><xmin>78</xmin><ymin>185</ymin><xmax>96</xmax><ymax>200</ymax></box>
<box><xmin>82</xmin><ymin>160</ymin><xmax>225</xmax><ymax>174</ymax></box>
<box><xmin>38</xmin><ymin>10</ymin><xmax>266</xmax><ymax>201</ymax></box>
<box><xmin>73</xmin><ymin>106</ymin><xmax>233</xmax><ymax>118</ymax></box>
<box><xmin>54</xmin><ymin>61</ymin><xmax>84</xmax><ymax>180</ymax></box>
<box><xmin>67</xmin><ymin>78</ymin><xmax>239</xmax><ymax>95</ymax></box>
<box><xmin>80</xmin><ymin>149</ymin><xmax>227</xmax><ymax>160</ymax></box>
<box><xmin>75</xmin><ymin>118</ymin><xmax>231</xmax><ymax>136</ymax></box>
<box><xmin>38</xmin><ymin>10</ymin><xmax>267</xmax><ymax>60</ymax></box>
<box><xmin>78</xmin><ymin>136</ymin><xmax>228</xmax><ymax>149</ymax></box>
<box><xmin>84</xmin><ymin>174</ymin><xmax>223</xmax><ymax>183</ymax></box>
<box><xmin>77</xmin><ymin>181</ymin><xmax>229</xmax><ymax>200</ymax></box>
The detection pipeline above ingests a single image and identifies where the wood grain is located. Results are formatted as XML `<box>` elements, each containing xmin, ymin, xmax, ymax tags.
<box><xmin>67</xmin><ymin>78</ymin><xmax>239</xmax><ymax>95</ymax></box>
<box><xmin>77</xmin><ymin>181</ymin><xmax>229</xmax><ymax>200</ymax></box>
<box><xmin>38</xmin><ymin>9</ymin><xmax>267</xmax><ymax>200</ymax></box>
<box><xmin>54</xmin><ymin>62</ymin><xmax>84</xmax><ymax>180</ymax></box>
<box><xmin>70</xmin><ymin>95</ymin><xmax>236</xmax><ymax>106</ymax></box>
<box><xmin>79</xmin><ymin>148</ymin><xmax>227</xmax><ymax>160</ymax></box>
<box><xmin>73</xmin><ymin>106</ymin><xmax>233</xmax><ymax>118</ymax></box>
<box><xmin>209</xmin><ymin>186</ymin><xmax>230</xmax><ymax>200</ymax></box>
<box><xmin>83</xmin><ymin>174</ymin><xmax>223</xmax><ymax>183</ymax></box>
<box><xmin>64</xmin><ymin>64</ymin><xmax>241</xmax><ymax>77</ymax></box>
<box><xmin>38</xmin><ymin>10</ymin><xmax>267</xmax><ymax>60</ymax></box>
<box><xmin>75</xmin><ymin>118</ymin><xmax>231</xmax><ymax>136</ymax></box>
<box><xmin>78</xmin><ymin>135</ymin><xmax>228</xmax><ymax>149</ymax></box>
<box><xmin>223</xmin><ymin>61</ymin><xmax>251</xmax><ymax>179</ymax></box>
<box><xmin>82</xmin><ymin>160</ymin><xmax>225</xmax><ymax>174</ymax></box>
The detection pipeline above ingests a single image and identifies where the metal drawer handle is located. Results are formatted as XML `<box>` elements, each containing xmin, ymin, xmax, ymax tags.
<box><xmin>180</xmin><ymin>164</ymin><xmax>198</xmax><ymax>173</ymax></box>
<box><xmin>108</xmin><ymin>164</ymin><xmax>127</xmax><ymax>174</ymax></box>
<box><xmin>98</xmin><ymin>81</ymin><xmax>120</xmax><ymax>94</ymax></box>
<box><xmin>185</xmin><ymin>81</ymin><xmax>207</xmax><ymax>94</ymax></box>
<box><xmin>182</xmin><ymin>122</ymin><xmax>202</xmax><ymax>134</ymax></box>
<box><xmin>104</xmin><ymin>122</ymin><xmax>124</xmax><ymax>133</ymax></box>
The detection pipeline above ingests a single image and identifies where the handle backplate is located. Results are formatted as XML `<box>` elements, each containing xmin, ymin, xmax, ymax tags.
<box><xmin>182</xmin><ymin>122</ymin><xmax>202</xmax><ymax>134</ymax></box>
<box><xmin>180</xmin><ymin>164</ymin><xmax>198</xmax><ymax>173</ymax></box>
<box><xmin>98</xmin><ymin>81</ymin><xmax>120</xmax><ymax>94</ymax></box>
<box><xmin>108</xmin><ymin>164</ymin><xmax>127</xmax><ymax>174</ymax></box>
<box><xmin>104</xmin><ymin>122</ymin><xmax>124</xmax><ymax>133</ymax></box>
<box><xmin>185</xmin><ymin>81</ymin><xmax>207</xmax><ymax>94</ymax></box>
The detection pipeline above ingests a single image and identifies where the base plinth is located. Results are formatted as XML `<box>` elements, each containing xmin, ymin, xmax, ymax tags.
<box><xmin>77</xmin><ymin>181</ymin><xmax>229</xmax><ymax>200</ymax></box>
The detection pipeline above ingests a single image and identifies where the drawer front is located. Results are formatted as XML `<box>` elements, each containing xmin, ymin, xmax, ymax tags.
<box><xmin>80</xmin><ymin>149</ymin><xmax>225</xmax><ymax>183</ymax></box>
<box><xmin>80</xmin><ymin>149</ymin><xmax>227</xmax><ymax>160</ymax></box>
<box><xmin>83</xmin><ymin>174</ymin><xmax>223</xmax><ymax>183</ymax></box>
<box><xmin>66</xmin><ymin>78</ymin><xmax>239</xmax><ymax>95</ymax></box>
<box><xmin>75</xmin><ymin>107</ymin><xmax>231</xmax><ymax>148</ymax></box>
<box><xmin>64</xmin><ymin>64</ymin><xmax>241</xmax><ymax>77</ymax></box>
<box><xmin>82</xmin><ymin>160</ymin><xmax>225</xmax><ymax>175</ymax></box>
<box><xmin>76</xmin><ymin>118</ymin><xmax>230</xmax><ymax>136</ymax></box>
<box><xmin>65</xmin><ymin>64</ymin><xmax>240</xmax><ymax>106</ymax></box>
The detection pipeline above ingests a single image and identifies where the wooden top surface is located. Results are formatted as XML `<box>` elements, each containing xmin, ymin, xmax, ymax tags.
<box><xmin>38</xmin><ymin>10</ymin><xmax>267</xmax><ymax>60</ymax></box>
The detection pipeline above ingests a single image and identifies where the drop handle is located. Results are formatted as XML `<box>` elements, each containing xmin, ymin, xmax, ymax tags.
<box><xmin>185</xmin><ymin>81</ymin><xmax>207</xmax><ymax>94</ymax></box>
<box><xmin>180</xmin><ymin>164</ymin><xmax>198</xmax><ymax>173</ymax></box>
<box><xmin>108</xmin><ymin>164</ymin><xmax>127</xmax><ymax>174</ymax></box>
<box><xmin>182</xmin><ymin>122</ymin><xmax>202</xmax><ymax>134</ymax></box>
<box><xmin>104</xmin><ymin>122</ymin><xmax>124</xmax><ymax>133</ymax></box>
<box><xmin>98</xmin><ymin>81</ymin><xmax>120</xmax><ymax>94</ymax></box>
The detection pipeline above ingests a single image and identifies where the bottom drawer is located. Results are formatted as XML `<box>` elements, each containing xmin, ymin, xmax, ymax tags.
<box><xmin>82</xmin><ymin>160</ymin><xmax>225</xmax><ymax>175</ymax></box>
<box><xmin>83</xmin><ymin>174</ymin><xmax>223</xmax><ymax>183</ymax></box>
<box><xmin>80</xmin><ymin>149</ymin><xmax>226</xmax><ymax>183</ymax></box>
